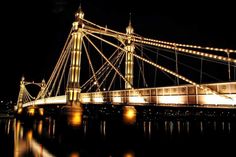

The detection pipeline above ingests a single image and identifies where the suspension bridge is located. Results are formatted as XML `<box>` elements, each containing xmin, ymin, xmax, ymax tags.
<box><xmin>16</xmin><ymin>6</ymin><xmax>236</xmax><ymax>115</ymax></box>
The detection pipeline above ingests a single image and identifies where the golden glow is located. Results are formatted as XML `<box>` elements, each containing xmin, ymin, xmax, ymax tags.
<box><xmin>69</xmin><ymin>111</ymin><xmax>82</xmax><ymax>127</ymax></box>
<box><xmin>123</xmin><ymin>106</ymin><xmax>136</xmax><ymax>125</ymax></box>
<box><xmin>17</xmin><ymin>108</ymin><xmax>22</xmax><ymax>114</ymax></box>
<box><xmin>39</xmin><ymin>108</ymin><xmax>44</xmax><ymax>116</ymax></box>
<box><xmin>70</xmin><ymin>152</ymin><xmax>80</xmax><ymax>157</ymax></box>
<box><xmin>26</xmin><ymin>130</ymin><xmax>33</xmax><ymax>141</ymax></box>
<box><xmin>37</xmin><ymin>120</ymin><xmax>43</xmax><ymax>135</ymax></box>
<box><xmin>123</xmin><ymin>151</ymin><xmax>135</xmax><ymax>157</ymax></box>
<box><xmin>28</xmin><ymin>108</ymin><xmax>35</xmax><ymax>116</ymax></box>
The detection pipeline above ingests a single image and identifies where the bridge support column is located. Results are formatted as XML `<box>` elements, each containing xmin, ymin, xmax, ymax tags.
<box><xmin>66</xmin><ymin>6</ymin><xmax>84</xmax><ymax>106</ymax></box>
<box><xmin>125</xmin><ymin>19</ymin><xmax>135</xmax><ymax>89</ymax></box>
<box><xmin>16</xmin><ymin>76</ymin><xmax>25</xmax><ymax>114</ymax></box>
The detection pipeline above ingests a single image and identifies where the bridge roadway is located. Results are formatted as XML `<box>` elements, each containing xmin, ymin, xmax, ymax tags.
<box><xmin>22</xmin><ymin>82</ymin><xmax>236</xmax><ymax>108</ymax></box>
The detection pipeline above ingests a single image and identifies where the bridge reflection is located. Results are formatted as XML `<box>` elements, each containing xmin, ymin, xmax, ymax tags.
<box><xmin>13</xmin><ymin>119</ymin><xmax>55</xmax><ymax>157</ymax></box>
<box><xmin>1</xmin><ymin>110</ymin><xmax>235</xmax><ymax>157</ymax></box>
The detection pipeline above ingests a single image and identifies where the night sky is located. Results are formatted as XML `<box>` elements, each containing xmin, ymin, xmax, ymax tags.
<box><xmin>0</xmin><ymin>0</ymin><xmax>235</xmax><ymax>101</ymax></box>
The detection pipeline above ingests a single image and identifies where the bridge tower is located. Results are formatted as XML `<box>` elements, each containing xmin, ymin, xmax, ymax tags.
<box><xmin>66</xmin><ymin>6</ymin><xmax>84</xmax><ymax>105</ymax></box>
<box><xmin>16</xmin><ymin>76</ymin><xmax>25</xmax><ymax>113</ymax></box>
<box><xmin>125</xmin><ymin>17</ymin><xmax>135</xmax><ymax>89</ymax></box>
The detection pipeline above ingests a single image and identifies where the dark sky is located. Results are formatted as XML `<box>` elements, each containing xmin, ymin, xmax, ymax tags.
<box><xmin>0</xmin><ymin>0</ymin><xmax>235</xmax><ymax>101</ymax></box>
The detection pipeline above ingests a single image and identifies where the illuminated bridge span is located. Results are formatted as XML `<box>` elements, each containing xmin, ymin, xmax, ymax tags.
<box><xmin>16</xmin><ymin>6</ymin><xmax>236</xmax><ymax>114</ymax></box>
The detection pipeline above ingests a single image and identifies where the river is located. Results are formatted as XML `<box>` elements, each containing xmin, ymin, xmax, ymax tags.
<box><xmin>1</xmin><ymin>106</ymin><xmax>236</xmax><ymax>157</ymax></box>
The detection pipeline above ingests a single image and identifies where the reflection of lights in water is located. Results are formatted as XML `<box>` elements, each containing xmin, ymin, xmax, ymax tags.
<box><xmin>222</xmin><ymin>122</ymin><xmax>225</xmax><ymax>131</ymax></box>
<box><xmin>148</xmin><ymin>121</ymin><xmax>151</xmax><ymax>138</ymax></box>
<box><xmin>6</xmin><ymin>120</ymin><xmax>10</xmax><ymax>135</ymax></box>
<box><xmin>177</xmin><ymin>121</ymin><xmax>181</xmax><ymax>133</ymax></box>
<box><xmin>143</xmin><ymin>121</ymin><xmax>152</xmax><ymax>138</ymax></box>
<box><xmin>200</xmin><ymin>121</ymin><xmax>203</xmax><ymax>133</ymax></box>
<box><xmin>123</xmin><ymin>151</ymin><xmax>135</xmax><ymax>157</ymax></box>
<box><xmin>143</xmin><ymin>122</ymin><xmax>146</xmax><ymax>134</ymax></box>
<box><xmin>186</xmin><ymin>121</ymin><xmax>189</xmax><ymax>134</ymax></box>
<box><xmin>228</xmin><ymin>122</ymin><xmax>231</xmax><ymax>133</ymax></box>
<box><xmin>100</xmin><ymin>121</ymin><xmax>106</xmax><ymax>136</ymax></box>
<box><xmin>38</xmin><ymin>120</ymin><xmax>43</xmax><ymax>135</ymax></box>
<box><xmin>169</xmin><ymin>121</ymin><xmax>173</xmax><ymax>135</ymax></box>
<box><xmin>69</xmin><ymin>111</ymin><xmax>82</xmax><ymax>127</ymax></box>
<box><xmin>14</xmin><ymin>119</ymin><xmax>55</xmax><ymax>157</ymax></box>
<box><xmin>64</xmin><ymin>105</ymin><xmax>83</xmax><ymax>127</ymax></box>
<box><xmin>83</xmin><ymin>120</ymin><xmax>87</xmax><ymax>135</ymax></box>
<box><xmin>123</xmin><ymin>106</ymin><xmax>136</xmax><ymax>125</ymax></box>
<box><xmin>52</xmin><ymin>120</ymin><xmax>56</xmax><ymax>136</ymax></box>
<box><xmin>27</xmin><ymin>130</ymin><xmax>33</xmax><ymax>141</ymax></box>
<box><xmin>39</xmin><ymin>108</ymin><xmax>44</xmax><ymax>116</ymax></box>
<box><xmin>164</xmin><ymin>121</ymin><xmax>167</xmax><ymax>132</ymax></box>
<box><xmin>70</xmin><ymin>151</ymin><xmax>80</xmax><ymax>157</ymax></box>
<box><xmin>213</xmin><ymin>121</ymin><xmax>217</xmax><ymax>131</ymax></box>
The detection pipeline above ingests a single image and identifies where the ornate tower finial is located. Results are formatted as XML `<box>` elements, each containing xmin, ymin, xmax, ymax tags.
<box><xmin>129</xmin><ymin>12</ymin><xmax>132</xmax><ymax>26</ymax></box>
<box><xmin>75</xmin><ymin>3</ymin><xmax>84</xmax><ymax>20</ymax></box>
<box><xmin>126</xmin><ymin>13</ymin><xmax>134</xmax><ymax>34</ymax></box>
<box><xmin>21</xmin><ymin>76</ymin><xmax>25</xmax><ymax>81</ymax></box>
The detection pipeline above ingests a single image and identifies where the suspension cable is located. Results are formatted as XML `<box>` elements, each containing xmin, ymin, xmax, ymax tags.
<box><xmin>49</xmin><ymin>40</ymin><xmax>72</xmax><ymax>96</ymax></box>
<box><xmin>85</xmin><ymin>49</ymin><xmax>123</xmax><ymax>92</ymax></box>
<box><xmin>83</xmin><ymin>32</ymin><xmax>133</xmax><ymax>89</ymax></box>
<box><xmin>132</xmin><ymin>38</ymin><xmax>236</xmax><ymax>63</ymax></box>
<box><xmin>83</xmin><ymin>47</ymin><xmax>122</xmax><ymax>91</ymax></box>
<box><xmin>200</xmin><ymin>57</ymin><xmax>203</xmax><ymax>83</ymax></box>
<box><xmin>108</xmin><ymin>53</ymin><xmax>125</xmax><ymax>91</ymax></box>
<box><xmin>83</xmin><ymin>40</ymin><xmax>100</xmax><ymax>91</ymax></box>
<box><xmin>84</xmin><ymin>28</ymin><xmax>232</xmax><ymax>100</ymax></box>
<box><xmin>42</xmin><ymin>28</ymin><xmax>73</xmax><ymax>97</ymax></box>
<box><xmin>227</xmin><ymin>51</ymin><xmax>231</xmax><ymax>81</ymax></box>
<box><xmin>174</xmin><ymin>44</ymin><xmax>179</xmax><ymax>85</ymax></box>
<box><xmin>81</xmin><ymin>46</ymin><xmax>121</xmax><ymax>90</ymax></box>
<box><xmin>55</xmin><ymin>45</ymin><xmax>71</xmax><ymax>96</ymax></box>
<box><xmin>135</xmin><ymin>46</ymin><xmax>176</xmax><ymax>84</ymax></box>
<box><xmin>133</xmin><ymin>52</ymin><xmax>232</xmax><ymax>100</ymax></box>
<box><xmin>135</xmin><ymin>43</ymin><xmax>222</xmax><ymax>82</ymax></box>
<box><xmin>154</xmin><ymin>49</ymin><xmax>158</xmax><ymax>86</ymax></box>
<box><xmin>95</xmin><ymin>52</ymin><xmax>124</xmax><ymax>91</ymax></box>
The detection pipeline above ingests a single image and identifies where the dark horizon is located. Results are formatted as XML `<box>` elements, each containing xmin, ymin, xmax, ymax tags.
<box><xmin>1</xmin><ymin>0</ymin><xmax>236</xmax><ymax>101</ymax></box>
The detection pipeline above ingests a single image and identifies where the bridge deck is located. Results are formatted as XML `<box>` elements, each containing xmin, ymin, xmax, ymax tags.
<box><xmin>22</xmin><ymin>82</ymin><xmax>236</xmax><ymax>108</ymax></box>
